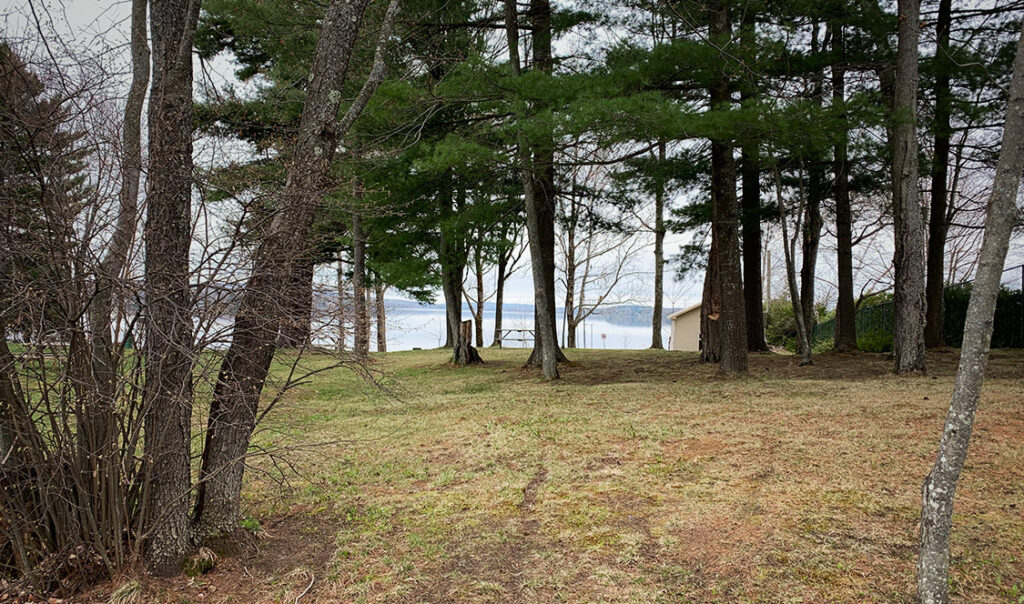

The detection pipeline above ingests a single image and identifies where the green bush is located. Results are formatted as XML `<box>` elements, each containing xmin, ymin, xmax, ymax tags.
<box><xmin>857</xmin><ymin>329</ymin><xmax>893</xmax><ymax>353</ymax></box>
<box><xmin>765</xmin><ymin>297</ymin><xmax>832</xmax><ymax>352</ymax></box>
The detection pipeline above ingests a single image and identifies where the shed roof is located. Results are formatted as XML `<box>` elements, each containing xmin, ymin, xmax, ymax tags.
<box><xmin>667</xmin><ymin>302</ymin><xmax>702</xmax><ymax>320</ymax></box>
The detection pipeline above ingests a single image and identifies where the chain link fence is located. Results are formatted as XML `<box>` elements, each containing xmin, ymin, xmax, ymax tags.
<box><xmin>812</xmin><ymin>265</ymin><xmax>1024</xmax><ymax>351</ymax></box>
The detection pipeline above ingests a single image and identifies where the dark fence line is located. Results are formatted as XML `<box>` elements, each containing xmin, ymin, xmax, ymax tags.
<box><xmin>812</xmin><ymin>281</ymin><xmax>1024</xmax><ymax>351</ymax></box>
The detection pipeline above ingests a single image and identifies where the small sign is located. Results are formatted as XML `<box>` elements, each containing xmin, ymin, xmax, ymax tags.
<box><xmin>601</xmin><ymin>333</ymin><xmax>606</xmax><ymax>339</ymax></box>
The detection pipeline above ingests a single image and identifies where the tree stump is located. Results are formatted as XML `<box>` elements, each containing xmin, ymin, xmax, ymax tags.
<box><xmin>453</xmin><ymin>320</ymin><xmax>483</xmax><ymax>365</ymax></box>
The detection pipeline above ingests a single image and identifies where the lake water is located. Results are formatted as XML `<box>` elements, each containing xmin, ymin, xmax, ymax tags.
<box><xmin>316</xmin><ymin>305</ymin><xmax>670</xmax><ymax>351</ymax></box>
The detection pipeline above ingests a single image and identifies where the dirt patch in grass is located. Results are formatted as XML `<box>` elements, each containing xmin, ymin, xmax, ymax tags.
<box><xmin>76</xmin><ymin>507</ymin><xmax>339</xmax><ymax>603</ymax></box>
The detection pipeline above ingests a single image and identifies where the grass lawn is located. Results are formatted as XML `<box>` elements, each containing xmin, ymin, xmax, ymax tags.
<box><xmin>96</xmin><ymin>348</ymin><xmax>1024</xmax><ymax>603</ymax></box>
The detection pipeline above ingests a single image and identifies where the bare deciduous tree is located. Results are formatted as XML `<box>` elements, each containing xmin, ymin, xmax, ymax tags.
<box><xmin>193</xmin><ymin>0</ymin><xmax>397</xmax><ymax>540</ymax></box>
<box><xmin>917</xmin><ymin>22</ymin><xmax>1024</xmax><ymax>604</ymax></box>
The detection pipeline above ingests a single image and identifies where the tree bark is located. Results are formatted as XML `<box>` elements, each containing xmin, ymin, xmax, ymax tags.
<box><xmin>352</xmin><ymin>210</ymin><xmax>369</xmax><ymax>359</ymax></box>
<box><xmin>442</xmin><ymin>238</ymin><xmax>481</xmax><ymax>365</ymax></box>
<box><xmin>492</xmin><ymin>251</ymin><xmax>507</xmax><ymax>346</ymax></box>
<box><xmin>651</xmin><ymin>140</ymin><xmax>666</xmax><ymax>349</ymax></box>
<box><xmin>192</xmin><ymin>0</ymin><xmax>377</xmax><ymax>541</ymax></box>
<box><xmin>799</xmin><ymin>170</ymin><xmax>822</xmax><ymax>349</ymax></box>
<box><xmin>832</xmin><ymin>17</ymin><xmax>858</xmax><ymax>352</ymax></box>
<box><xmin>143</xmin><ymin>0</ymin><xmax>201</xmax><ymax>576</ymax></box>
<box><xmin>700</xmin><ymin>233</ymin><xmax>722</xmax><ymax>363</ymax></box>
<box><xmin>924</xmin><ymin>0</ymin><xmax>953</xmax><ymax>348</ymax></box>
<box><xmin>505</xmin><ymin>0</ymin><xmax>557</xmax><ymax>378</ymax></box>
<box><xmin>892</xmin><ymin>0</ymin><xmax>927</xmax><ymax>374</ymax></box>
<box><xmin>337</xmin><ymin>256</ymin><xmax>346</xmax><ymax>351</ymax></box>
<box><xmin>564</xmin><ymin>192</ymin><xmax>578</xmax><ymax>349</ymax></box>
<box><xmin>771</xmin><ymin>163</ymin><xmax>813</xmax><ymax>366</ymax></box>
<box><xmin>918</xmin><ymin>23</ymin><xmax>1024</xmax><ymax>603</ymax></box>
<box><xmin>740</xmin><ymin>141</ymin><xmax>767</xmax><ymax>353</ymax></box>
<box><xmin>524</xmin><ymin>0</ymin><xmax>567</xmax><ymax>368</ymax></box>
<box><xmin>375</xmin><ymin>277</ymin><xmax>387</xmax><ymax>352</ymax></box>
<box><xmin>473</xmin><ymin>244</ymin><xmax>485</xmax><ymax>347</ymax></box>
<box><xmin>739</xmin><ymin>13</ymin><xmax>767</xmax><ymax>353</ymax></box>
<box><xmin>704</xmin><ymin>0</ymin><xmax>748</xmax><ymax>374</ymax></box>
<box><xmin>798</xmin><ymin>23</ymin><xmax>825</xmax><ymax>353</ymax></box>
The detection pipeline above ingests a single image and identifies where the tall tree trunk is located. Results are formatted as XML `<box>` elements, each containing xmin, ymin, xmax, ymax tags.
<box><xmin>798</xmin><ymin>22</ymin><xmax>824</xmax><ymax>352</ymax></box>
<box><xmin>924</xmin><ymin>0</ymin><xmax>953</xmax><ymax>348</ymax></box>
<box><xmin>192</xmin><ymin>0</ymin><xmax>382</xmax><ymax>541</ymax></box>
<box><xmin>524</xmin><ymin>0</ymin><xmax>567</xmax><ymax>367</ymax></box>
<box><xmin>651</xmin><ymin>140</ymin><xmax>666</xmax><ymax>349</ymax></box>
<box><xmin>143</xmin><ymin>0</ymin><xmax>200</xmax><ymax>576</ymax></box>
<box><xmin>739</xmin><ymin>13</ymin><xmax>767</xmax><ymax>353</ymax></box>
<box><xmin>375</xmin><ymin>277</ymin><xmax>387</xmax><ymax>352</ymax></box>
<box><xmin>505</xmin><ymin>0</ymin><xmax>557</xmax><ymax>378</ymax></box>
<box><xmin>441</xmin><ymin>255</ymin><xmax>464</xmax><ymax>359</ymax></box>
<box><xmin>568</xmin><ymin>317</ymin><xmax>581</xmax><ymax>348</ymax></box>
<box><xmin>473</xmin><ymin>244</ymin><xmax>485</xmax><ymax>347</ymax></box>
<box><xmin>800</xmin><ymin>171</ymin><xmax>822</xmax><ymax>348</ymax></box>
<box><xmin>892</xmin><ymin>0</ymin><xmax>927</xmax><ymax>374</ymax></box>
<box><xmin>700</xmin><ymin>234</ymin><xmax>721</xmax><ymax>362</ymax></box>
<box><xmin>564</xmin><ymin>202</ymin><xmax>577</xmax><ymax>349</ymax></box>
<box><xmin>832</xmin><ymin>17</ymin><xmax>858</xmax><ymax>352</ymax></box>
<box><xmin>704</xmin><ymin>0</ymin><xmax>748</xmax><ymax>374</ymax></box>
<box><xmin>352</xmin><ymin>210</ymin><xmax>369</xmax><ymax>359</ymax></box>
<box><xmin>337</xmin><ymin>256</ymin><xmax>346</xmax><ymax>351</ymax></box>
<box><xmin>442</xmin><ymin>231</ymin><xmax>480</xmax><ymax>364</ymax></box>
<box><xmin>441</xmin><ymin>187</ymin><xmax>481</xmax><ymax>364</ymax></box>
<box><xmin>918</xmin><ymin>24</ymin><xmax>1024</xmax><ymax>603</ymax></box>
<box><xmin>740</xmin><ymin>143</ymin><xmax>767</xmax><ymax>352</ymax></box>
<box><xmin>772</xmin><ymin>163</ymin><xmax>813</xmax><ymax>366</ymax></box>
<box><xmin>492</xmin><ymin>253</ymin><xmax>507</xmax><ymax>346</ymax></box>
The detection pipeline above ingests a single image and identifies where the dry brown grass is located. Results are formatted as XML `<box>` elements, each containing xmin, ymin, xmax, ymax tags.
<box><xmin>80</xmin><ymin>348</ymin><xmax>1024</xmax><ymax>603</ymax></box>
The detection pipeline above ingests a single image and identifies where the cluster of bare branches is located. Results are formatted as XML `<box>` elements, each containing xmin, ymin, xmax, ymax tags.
<box><xmin>0</xmin><ymin>0</ymin><xmax>398</xmax><ymax>594</ymax></box>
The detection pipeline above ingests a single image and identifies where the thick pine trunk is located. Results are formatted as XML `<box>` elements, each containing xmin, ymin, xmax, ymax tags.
<box><xmin>739</xmin><ymin>15</ymin><xmax>767</xmax><ymax>353</ymax></box>
<box><xmin>832</xmin><ymin>19</ymin><xmax>858</xmax><ymax>352</ymax></box>
<box><xmin>918</xmin><ymin>24</ymin><xmax>1024</xmax><ymax>603</ymax></box>
<box><xmin>892</xmin><ymin>0</ymin><xmax>927</xmax><ymax>374</ymax></box>
<box><xmin>799</xmin><ymin>169</ymin><xmax>822</xmax><ymax>348</ymax></box>
<box><xmin>503</xmin><ymin>0</ymin><xmax>561</xmax><ymax>376</ymax></box>
<box><xmin>740</xmin><ymin>141</ymin><xmax>766</xmax><ymax>353</ymax></box>
<box><xmin>924</xmin><ymin>0</ymin><xmax>953</xmax><ymax>349</ymax></box>
<box><xmin>440</xmin><ymin>188</ymin><xmax>481</xmax><ymax>365</ymax></box>
<box><xmin>192</xmin><ymin>0</ymin><xmax>374</xmax><ymax>541</ymax></box>
<box><xmin>651</xmin><ymin>140</ymin><xmax>666</xmax><ymax>349</ymax></box>
<box><xmin>524</xmin><ymin>0</ymin><xmax>566</xmax><ymax>369</ymax></box>
<box><xmin>700</xmin><ymin>235</ymin><xmax>722</xmax><ymax>362</ymax></box>
<box><xmin>143</xmin><ymin>0</ymin><xmax>201</xmax><ymax>576</ymax></box>
<box><xmin>443</xmin><ymin>247</ymin><xmax>481</xmax><ymax>365</ymax></box>
<box><xmin>704</xmin><ymin>0</ymin><xmax>748</xmax><ymax>374</ymax></box>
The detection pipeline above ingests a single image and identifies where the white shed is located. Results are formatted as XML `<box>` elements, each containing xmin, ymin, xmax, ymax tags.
<box><xmin>668</xmin><ymin>303</ymin><xmax>702</xmax><ymax>351</ymax></box>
